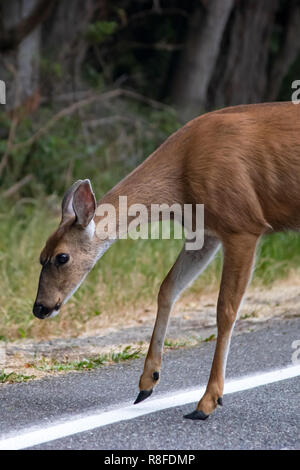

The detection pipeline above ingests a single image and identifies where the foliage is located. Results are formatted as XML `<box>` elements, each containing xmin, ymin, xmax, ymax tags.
<box><xmin>2</xmin><ymin>183</ymin><xmax>300</xmax><ymax>342</ymax></box>
<box><xmin>0</xmin><ymin>101</ymin><xmax>180</xmax><ymax>197</ymax></box>
<box><xmin>0</xmin><ymin>370</ymin><xmax>36</xmax><ymax>383</ymax></box>
<box><xmin>86</xmin><ymin>21</ymin><xmax>118</xmax><ymax>44</ymax></box>
<box><xmin>33</xmin><ymin>346</ymin><xmax>142</xmax><ymax>372</ymax></box>
<box><xmin>0</xmin><ymin>0</ymin><xmax>300</xmax><ymax>344</ymax></box>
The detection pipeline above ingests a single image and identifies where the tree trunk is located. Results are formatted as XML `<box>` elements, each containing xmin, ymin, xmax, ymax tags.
<box><xmin>0</xmin><ymin>0</ymin><xmax>41</xmax><ymax>112</ymax></box>
<box><xmin>0</xmin><ymin>0</ymin><xmax>55</xmax><ymax>53</ymax></box>
<box><xmin>266</xmin><ymin>0</ymin><xmax>300</xmax><ymax>101</ymax></box>
<box><xmin>17</xmin><ymin>0</ymin><xmax>40</xmax><ymax>107</ymax></box>
<box><xmin>172</xmin><ymin>0</ymin><xmax>234</xmax><ymax>120</ymax></box>
<box><xmin>42</xmin><ymin>0</ymin><xmax>97</xmax><ymax>97</ymax></box>
<box><xmin>208</xmin><ymin>0</ymin><xmax>279</xmax><ymax>110</ymax></box>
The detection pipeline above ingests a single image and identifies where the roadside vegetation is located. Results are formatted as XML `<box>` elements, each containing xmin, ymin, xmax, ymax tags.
<box><xmin>0</xmin><ymin>110</ymin><xmax>300</xmax><ymax>341</ymax></box>
<box><xmin>1</xmin><ymin>105</ymin><xmax>300</xmax><ymax>343</ymax></box>
<box><xmin>0</xmin><ymin>370</ymin><xmax>36</xmax><ymax>384</ymax></box>
<box><xmin>0</xmin><ymin>335</ymin><xmax>220</xmax><ymax>383</ymax></box>
<box><xmin>1</xmin><ymin>1</ymin><xmax>300</xmax><ymax>347</ymax></box>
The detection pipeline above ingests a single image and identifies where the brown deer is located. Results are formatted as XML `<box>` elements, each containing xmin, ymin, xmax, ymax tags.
<box><xmin>33</xmin><ymin>101</ymin><xmax>300</xmax><ymax>420</ymax></box>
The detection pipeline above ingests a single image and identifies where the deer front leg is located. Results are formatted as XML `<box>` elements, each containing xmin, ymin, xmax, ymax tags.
<box><xmin>134</xmin><ymin>286</ymin><xmax>171</xmax><ymax>404</ymax></box>
<box><xmin>134</xmin><ymin>235</ymin><xmax>220</xmax><ymax>404</ymax></box>
<box><xmin>185</xmin><ymin>233</ymin><xmax>260</xmax><ymax>420</ymax></box>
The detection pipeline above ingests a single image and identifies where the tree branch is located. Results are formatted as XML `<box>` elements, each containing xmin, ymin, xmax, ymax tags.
<box><xmin>1</xmin><ymin>174</ymin><xmax>33</xmax><ymax>198</ymax></box>
<box><xmin>11</xmin><ymin>88</ymin><xmax>175</xmax><ymax>152</ymax></box>
<box><xmin>0</xmin><ymin>0</ymin><xmax>57</xmax><ymax>52</ymax></box>
<box><xmin>0</xmin><ymin>115</ymin><xmax>18</xmax><ymax>177</ymax></box>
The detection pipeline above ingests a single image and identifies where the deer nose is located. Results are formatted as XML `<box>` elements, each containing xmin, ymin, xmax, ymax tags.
<box><xmin>33</xmin><ymin>302</ymin><xmax>50</xmax><ymax>319</ymax></box>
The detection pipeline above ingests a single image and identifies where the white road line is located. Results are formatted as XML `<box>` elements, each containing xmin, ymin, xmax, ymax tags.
<box><xmin>0</xmin><ymin>364</ymin><xmax>299</xmax><ymax>450</ymax></box>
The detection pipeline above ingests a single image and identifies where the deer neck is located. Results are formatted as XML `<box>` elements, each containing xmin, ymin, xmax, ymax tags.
<box><xmin>93</xmin><ymin>144</ymin><xmax>184</xmax><ymax>247</ymax></box>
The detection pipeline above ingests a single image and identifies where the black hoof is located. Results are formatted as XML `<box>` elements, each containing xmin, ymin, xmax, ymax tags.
<box><xmin>184</xmin><ymin>409</ymin><xmax>209</xmax><ymax>420</ymax></box>
<box><xmin>134</xmin><ymin>389</ymin><xmax>153</xmax><ymax>404</ymax></box>
<box><xmin>217</xmin><ymin>397</ymin><xmax>223</xmax><ymax>406</ymax></box>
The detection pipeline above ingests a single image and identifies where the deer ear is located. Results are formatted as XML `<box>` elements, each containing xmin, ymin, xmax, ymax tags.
<box><xmin>61</xmin><ymin>180</ymin><xmax>83</xmax><ymax>221</ymax></box>
<box><xmin>72</xmin><ymin>179</ymin><xmax>96</xmax><ymax>228</ymax></box>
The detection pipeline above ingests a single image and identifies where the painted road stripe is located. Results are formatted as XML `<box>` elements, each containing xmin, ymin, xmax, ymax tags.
<box><xmin>0</xmin><ymin>364</ymin><xmax>299</xmax><ymax>450</ymax></box>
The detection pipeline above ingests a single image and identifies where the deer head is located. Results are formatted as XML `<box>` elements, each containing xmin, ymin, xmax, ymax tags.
<box><xmin>33</xmin><ymin>179</ymin><xmax>99</xmax><ymax>319</ymax></box>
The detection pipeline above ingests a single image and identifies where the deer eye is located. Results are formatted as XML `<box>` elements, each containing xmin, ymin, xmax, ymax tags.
<box><xmin>56</xmin><ymin>253</ymin><xmax>70</xmax><ymax>265</ymax></box>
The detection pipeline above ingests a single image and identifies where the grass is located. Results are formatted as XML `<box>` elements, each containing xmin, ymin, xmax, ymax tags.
<box><xmin>0</xmin><ymin>346</ymin><xmax>143</xmax><ymax>383</ymax></box>
<box><xmin>1</xmin><ymin>194</ymin><xmax>300</xmax><ymax>342</ymax></box>
<box><xmin>203</xmin><ymin>334</ymin><xmax>216</xmax><ymax>342</ymax></box>
<box><xmin>164</xmin><ymin>338</ymin><xmax>190</xmax><ymax>349</ymax></box>
<box><xmin>0</xmin><ymin>335</ymin><xmax>218</xmax><ymax>383</ymax></box>
<box><xmin>0</xmin><ymin>196</ymin><xmax>187</xmax><ymax>340</ymax></box>
<box><xmin>254</xmin><ymin>231</ymin><xmax>300</xmax><ymax>283</ymax></box>
<box><xmin>31</xmin><ymin>346</ymin><xmax>143</xmax><ymax>373</ymax></box>
<box><xmin>1</xmin><ymin>106</ymin><xmax>300</xmax><ymax>342</ymax></box>
<box><xmin>0</xmin><ymin>370</ymin><xmax>36</xmax><ymax>383</ymax></box>
<box><xmin>0</xmin><ymin>104</ymin><xmax>184</xmax><ymax>341</ymax></box>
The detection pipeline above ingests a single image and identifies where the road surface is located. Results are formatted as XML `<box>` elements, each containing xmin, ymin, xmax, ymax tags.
<box><xmin>0</xmin><ymin>317</ymin><xmax>299</xmax><ymax>450</ymax></box>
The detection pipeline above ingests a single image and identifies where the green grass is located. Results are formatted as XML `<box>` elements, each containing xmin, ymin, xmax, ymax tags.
<box><xmin>203</xmin><ymin>334</ymin><xmax>216</xmax><ymax>342</ymax></box>
<box><xmin>110</xmin><ymin>345</ymin><xmax>142</xmax><ymax>362</ymax></box>
<box><xmin>2</xmin><ymin>101</ymin><xmax>300</xmax><ymax>343</ymax></box>
<box><xmin>1</xmin><ymin>107</ymin><xmax>300</xmax><ymax>341</ymax></box>
<box><xmin>164</xmin><ymin>338</ymin><xmax>190</xmax><ymax>349</ymax></box>
<box><xmin>32</xmin><ymin>346</ymin><xmax>142</xmax><ymax>372</ymax></box>
<box><xmin>0</xmin><ymin>104</ymin><xmax>184</xmax><ymax>341</ymax></box>
<box><xmin>0</xmin><ymin>347</ymin><xmax>142</xmax><ymax>383</ymax></box>
<box><xmin>0</xmin><ymin>370</ymin><xmax>36</xmax><ymax>383</ymax></box>
<box><xmin>0</xmin><ymin>196</ymin><xmax>187</xmax><ymax>340</ymax></box>
<box><xmin>254</xmin><ymin>232</ymin><xmax>300</xmax><ymax>283</ymax></box>
<box><xmin>1</xmin><ymin>193</ymin><xmax>300</xmax><ymax>342</ymax></box>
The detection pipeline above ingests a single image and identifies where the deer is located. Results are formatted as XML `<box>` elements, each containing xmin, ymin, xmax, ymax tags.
<box><xmin>33</xmin><ymin>101</ymin><xmax>300</xmax><ymax>420</ymax></box>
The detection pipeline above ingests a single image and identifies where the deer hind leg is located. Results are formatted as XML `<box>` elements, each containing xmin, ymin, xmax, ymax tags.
<box><xmin>185</xmin><ymin>232</ymin><xmax>260</xmax><ymax>420</ymax></box>
<box><xmin>134</xmin><ymin>234</ymin><xmax>220</xmax><ymax>404</ymax></box>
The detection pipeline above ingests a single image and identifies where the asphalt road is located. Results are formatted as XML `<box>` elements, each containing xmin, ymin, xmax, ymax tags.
<box><xmin>0</xmin><ymin>317</ymin><xmax>299</xmax><ymax>450</ymax></box>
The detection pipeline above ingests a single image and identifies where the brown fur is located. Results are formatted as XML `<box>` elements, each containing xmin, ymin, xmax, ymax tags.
<box><xmin>35</xmin><ymin>101</ymin><xmax>300</xmax><ymax>418</ymax></box>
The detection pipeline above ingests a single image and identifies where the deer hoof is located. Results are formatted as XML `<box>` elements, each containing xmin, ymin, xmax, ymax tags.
<box><xmin>134</xmin><ymin>389</ymin><xmax>153</xmax><ymax>404</ymax></box>
<box><xmin>184</xmin><ymin>409</ymin><xmax>209</xmax><ymax>420</ymax></box>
